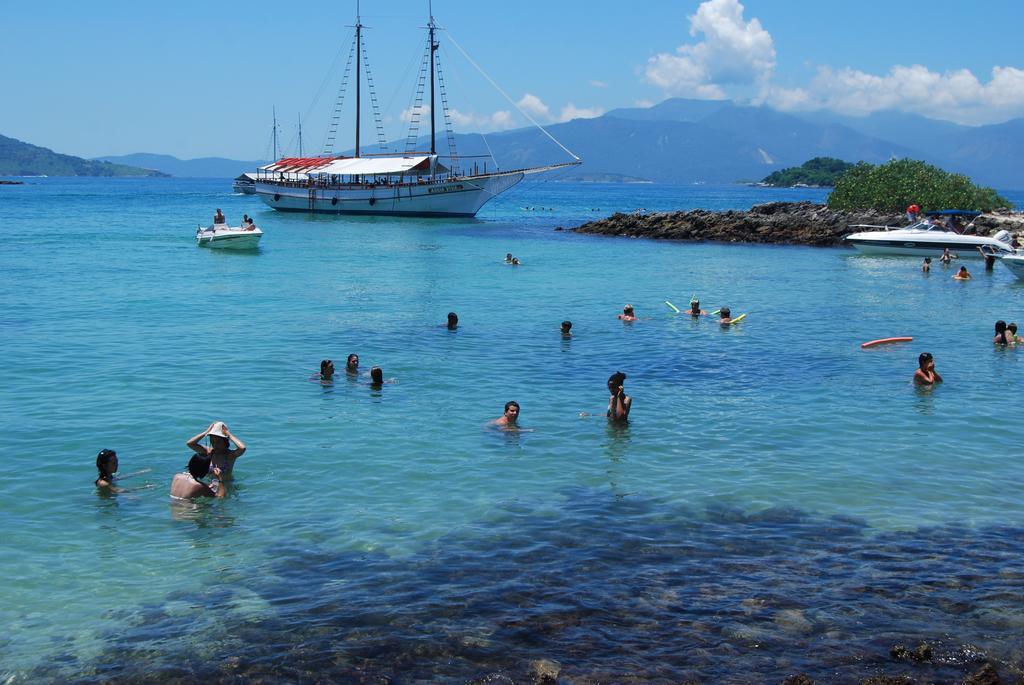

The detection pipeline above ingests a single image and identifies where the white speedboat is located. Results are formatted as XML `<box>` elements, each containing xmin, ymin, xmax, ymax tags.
<box><xmin>999</xmin><ymin>253</ymin><xmax>1024</xmax><ymax>279</ymax></box>
<box><xmin>195</xmin><ymin>224</ymin><xmax>263</xmax><ymax>250</ymax></box>
<box><xmin>845</xmin><ymin>211</ymin><xmax>1013</xmax><ymax>257</ymax></box>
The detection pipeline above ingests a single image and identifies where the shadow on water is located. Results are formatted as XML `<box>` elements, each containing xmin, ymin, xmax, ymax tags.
<box><xmin>26</xmin><ymin>489</ymin><xmax>1024</xmax><ymax>684</ymax></box>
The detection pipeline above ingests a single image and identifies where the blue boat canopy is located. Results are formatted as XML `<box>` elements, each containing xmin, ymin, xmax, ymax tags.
<box><xmin>923</xmin><ymin>209</ymin><xmax>982</xmax><ymax>216</ymax></box>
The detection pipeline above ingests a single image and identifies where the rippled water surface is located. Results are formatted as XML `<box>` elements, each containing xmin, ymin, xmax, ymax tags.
<box><xmin>2</xmin><ymin>178</ymin><xmax>1024</xmax><ymax>682</ymax></box>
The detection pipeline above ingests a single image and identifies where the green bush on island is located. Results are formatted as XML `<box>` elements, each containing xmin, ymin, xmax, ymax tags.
<box><xmin>827</xmin><ymin>158</ymin><xmax>1009</xmax><ymax>212</ymax></box>
<box><xmin>760</xmin><ymin>157</ymin><xmax>853</xmax><ymax>187</ymax></box>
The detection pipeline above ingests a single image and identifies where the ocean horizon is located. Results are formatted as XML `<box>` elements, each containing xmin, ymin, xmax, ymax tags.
<box><xmin>3</xmin><ymin>177</ymin><xmax>1024</xmax><ymax>683</ymax></box>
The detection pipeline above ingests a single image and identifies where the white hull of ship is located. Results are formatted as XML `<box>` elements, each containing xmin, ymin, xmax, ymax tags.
<box><xmin>254</xmin><ymin>172</ymin><xmax>525</xmax><ymax>217</ymax></box>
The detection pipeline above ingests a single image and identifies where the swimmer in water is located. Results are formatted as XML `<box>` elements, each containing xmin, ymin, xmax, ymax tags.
<box><xmin>994</xmin><ymin>320</ymin><xmax>1014</xmax><ymax>346</ymax></box>
<box><xmin>345</xmin><ymin>354</ymin><xmax>360</xmax><ymax>374</ymax></box>
<box><xmin>511</xmin><ymin>257</ymin><xmax>520</xmax><ymax>266</ymax></box>
<box><xmin>913</xmin><ymin>352</ymin><xmax>943</xmax><ymax>386</ymax></box>
<box><xmin>953</xmin><ymin>266</ymin><xmax>971</xmax><ymax>280</ymax></box>
<box><xmin>719</xmin><ymin>307</ymin><xmax>733</xmax><ymax>325</ymax></box>
<box><xmin>186</xmin><ymin>421</ymin><xmax>246</xmax><ymax>476</ymax></box>
<box><xmin>921</xmin><ymin>257</ymin><xmax>931</xmax><ymax>273</ymax></box>
<box><xmin>170</xmin><ymin>455</ymin><xmax>226</xmax><ymax>499</ymax></box>
<box><xmin>939</xmin><ymin>248</ymin><xmax>955</xmax><ymax>264</ymax></box>
<box><xmin>618</xmin><ymin>304</ymin><xmax>637</xmax><ymax>322</ymax></box>
<box><xmin>370</xmin><ymin>366</ymin><xmax>384</xmax><ymax>388</ymax></box>
<box><xmin>1010</xmin><ymin>322</ymin><xmax>1023</xmax><ymax>344</ymax></box>
<box><xmin>491</xmin><ymin>401</ymin><xmax>521</xmax><ymax>429</ymax></box>
<box><xmin>447</xmin><ymin>312</ymin><xmax>459</xmax><ymax>330</ymax></box>
<box><xmin>317</xmin><ymin>359</ymin><xmax>335</xmax><ymax>382</ymax></box>
<box><xmin>95</xmin><ymin>449</ymin><xmax>121</xmax><ymax>492</ymax></box>
<box><xmin>505</xmin><ymin>253</ymin><xmax>513</xmax><ymax>263</ymax></box>
<box><xmin>560</xmin><ymin>320</ymin><xmax>573</xmax><ymax>338</ymax></box>
<box><xmin>689</xmin><ymin>299</ymin><xmax>708</xmax><ymax>317</ymax></box>
<box><xmin>607</xmin><ymin>371</ymin><xmax>632</xmax><ymax>422</ymax></box>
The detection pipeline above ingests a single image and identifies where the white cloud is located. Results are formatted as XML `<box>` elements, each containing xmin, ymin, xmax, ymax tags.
<box><xmin>634</xmin><ymin>99</ymin><xmax>655</xmax><ymax>108</ymax></box>
<box><xmin>644</xmin><ymin>0</ymin><xmax>775</xmax><ymax>99</ymax></box>
<box><xmin>516</xmin><ymin>93</ymin><xmax>552</xmax><ymax>120</ymax></box>
<box><xmin>559</xmin><ymin>103</ymin><xmax>604</xmax><ymax>122</ymax></box>
<box><xmin>589</xmin><ymin>79</ymin><xmax>609</xmax><ymax>89</ymax></box>
<box><xmin>449</xmin><ymin>108</ymin><xmax>516</xmax><ymax>130</ymax></box>
<box><xmin>760</xmin><ymin>64</ymin><xmax>1024</xmax><ymax>125</ymax></box>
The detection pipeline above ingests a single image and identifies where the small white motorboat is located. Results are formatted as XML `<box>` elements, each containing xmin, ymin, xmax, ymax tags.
<box><xmin>844</xmin><ymin>210</ymin><xmax>1014</xmax><ymax>258</ymax></box>
<box><xmin>999</xmin><ymin>253</ymin><xmax>1024</xmax><ymax>279</ymax></box>
<box><xmin>195</xmin><ymin>223</ymin><xmax>263</xmax><ymax>249</ymax></box>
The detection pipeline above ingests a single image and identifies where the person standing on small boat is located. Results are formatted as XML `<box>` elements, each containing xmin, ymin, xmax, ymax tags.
<box><xmin>186</xmin><ymin>421</ymin><xmax>246</xmax><ymax>475</ymax></box>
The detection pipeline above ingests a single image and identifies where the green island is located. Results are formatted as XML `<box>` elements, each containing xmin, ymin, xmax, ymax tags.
<box><xmin>828</xmin><ymin>158</ymin><xmax>1009</xmax><ymax>212</ymax></box>
<box><xmin>759</xmin><ymin>157</ymin><xmax>854</xmax><ymax>187</ymax></box>
<box><xmin>0</xmin><ymin>133</ymin><xmax>168</xmax><ymax>177</ymax></box>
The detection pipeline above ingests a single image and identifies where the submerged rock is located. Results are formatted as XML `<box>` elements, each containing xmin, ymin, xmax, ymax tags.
<box><xmin>781</xmin><ymin>674</ymin><xmax>814</xmax><ymax>685</ymax></box>
<box><xmin>965</xmin><ymin>662</ymin><xmax>1004</xmax><ymax>685</ymax></box>
<box><xmin>889</xmin><ymin>642</ymin><xmax>932</xmax><ymax>663</ymax></box>
<box><xmin>566</xmin><ymin>202</ymin><xmax>1024</xmax><ymax>248</ymax></box>
<box><xmin>530</xmin><ymin>658</ymin><xmax>561</xmax><ymax>684</ymax></box>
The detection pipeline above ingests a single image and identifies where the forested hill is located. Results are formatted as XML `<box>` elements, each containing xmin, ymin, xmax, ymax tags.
<box><xmin>0</xmin><ymin>134</ymin><xmax>168</xmax><ymax>177</ymax></box>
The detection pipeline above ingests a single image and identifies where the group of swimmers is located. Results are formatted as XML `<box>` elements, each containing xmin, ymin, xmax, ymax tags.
<box><xmin>994</xmin><ymin>320</ymin><xmax>1023</xmax><ymax>346</ymax></box>
<box><xmin>921</xmin><ymin>250</ymin><xmax>973</xmax><ymax>280</ymax></box>
<box><xmin>315</xmin><ymin>354</ymin><xmax>386</xmax><ymax>387</ymax></box>
<box><xmin>95</xmin><ymin>421</ymin><xmax>247</xmax><ymax>499</ymax></box>
<box><xmin>504</xmin><ymin>253</ymin><xmax>521</xmax><ymax>266</ymax></box>
<box><xmin>620</xmin><ymin>300</ymin><xmax>738</xmax><ymax>325</ymax></box>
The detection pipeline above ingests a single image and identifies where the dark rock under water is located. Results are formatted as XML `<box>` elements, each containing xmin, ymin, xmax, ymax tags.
<box><xmin>23</xmin><ymin>490</ymin><xmax>1024</xmax><ymax>684</ymax></box>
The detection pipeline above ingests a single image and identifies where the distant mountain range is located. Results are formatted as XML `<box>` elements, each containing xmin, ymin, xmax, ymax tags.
<box><xmin>0</xmin><ymin>134</ymin><xmax>167</xmax><ymax>177</ymax></box>
<box><xmin>358</xmin><ymin>98</ymin><xmax>1024</xmax><ymax>189</ymax></box>
<box><xmin>5</xmin><ymin>98</ymin><xmax>1023</xmax><ymax>188</ymax></box>
<box><xmin>94</xmin><ymin>153</ymin><xmax>269</xmax><ymax>178</ymax></box>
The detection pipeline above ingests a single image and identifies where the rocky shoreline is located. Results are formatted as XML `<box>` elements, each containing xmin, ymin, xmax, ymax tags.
<box><xmin>562</xmin><ymin>201</ymin><xmax>1024</xmax><ymax>247</ymax></box>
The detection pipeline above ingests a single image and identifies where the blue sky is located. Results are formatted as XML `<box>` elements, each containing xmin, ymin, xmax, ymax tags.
<box><xmin>2</xmin><ymin>0</ymin><xmax>1023</xmax><ymax>160</ymax></box>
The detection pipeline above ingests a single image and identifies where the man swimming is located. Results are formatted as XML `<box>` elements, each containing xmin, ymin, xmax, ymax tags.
<box><xmin>689</xmin><ymin>299</ymin><xmax>708</xmax><ymax>317</ymax></box>
<box><xmin>561</xmin><ymin>320</ymin><xmax>573</xmax><ymax>337</ymax></box>
<box><xmin>719</xmin><ymin>307</ymin><xmax>733</xmax><ymax>325</ymax></box>
<box><xmin>491</xmin><ymin>401</ymin><xmax>521</xmax><ymax>428</ymax></box>
<box><xmin>618</xmin><ymin>304</ymin><xmax>637</xmax><ymax>322</ymax></box>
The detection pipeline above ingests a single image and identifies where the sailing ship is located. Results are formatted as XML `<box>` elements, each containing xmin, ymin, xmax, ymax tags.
<box><xmin>253</xmin><ymin>6</ymin><xmax>580</xmax><ymax>217</ymax></box>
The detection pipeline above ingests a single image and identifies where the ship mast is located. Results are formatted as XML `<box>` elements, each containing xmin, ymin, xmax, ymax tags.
<box><xmin>355</xmin><ymin>1</ymin><xmax>362</xmax><ymax>158</ymax></box>
<box><xmin>429</xmin><ymin>3</ymin><xmax>436</xmax><ymax>157</ymax></box>
<box><xmin>272</xmin><ymin>106</ymin><xmax>279</xmax><ymax>160</ymax></box>
<box><xmin>298</xmin><ymin>113</ymin><xmax>303</xmax><ymax>157</ymax></box>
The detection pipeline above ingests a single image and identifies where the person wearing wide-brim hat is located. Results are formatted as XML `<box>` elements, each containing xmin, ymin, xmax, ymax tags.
<box><xmin>186</xmin><ymin>421</ymin><xmax>246</xmax><ymax>476</ymax></box>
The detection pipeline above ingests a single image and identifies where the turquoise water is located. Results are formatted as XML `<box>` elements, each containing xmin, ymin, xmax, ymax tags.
<box><xmin>3</xmin><ymin>178</ymin><xmax>1024</xmax><ymax>682</ymax></box>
